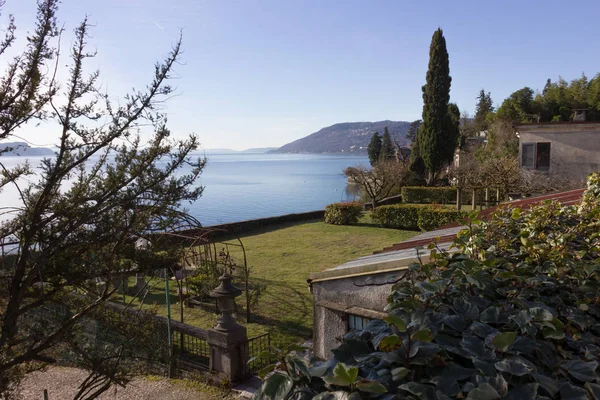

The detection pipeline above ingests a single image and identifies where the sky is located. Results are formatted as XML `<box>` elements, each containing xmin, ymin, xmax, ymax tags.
<box><xmin>2</xmin><ymin>0</ymin><xmax>600</xmax><ymax>150</ymax></box>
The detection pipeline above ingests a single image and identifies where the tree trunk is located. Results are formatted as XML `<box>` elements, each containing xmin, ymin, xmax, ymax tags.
<box><xmin>472</xmin><ymin>189</ymin><xmax>477</xmax><ymax>210</ymax></box>
<box><xmin>456</xmin><ymin>187</ymin><xmax>462</xmax><ymax>210</ymax></box>
<box><xmin>496</xmin><ymin>188</ymin><xmax>501</xmax><ymax>204</ymax></box>
<box><xmin>485</xmin><ymin>188</ymin><xmax>489</xmax><ymax>209</ymax></box>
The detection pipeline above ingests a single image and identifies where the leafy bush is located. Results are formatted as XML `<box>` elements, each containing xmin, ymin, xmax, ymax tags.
<box><xmin>417</xmin><ymin>208</ymin><xmax>467</xmax><ymax>231</ymax></box>
<box><xmin>254</xmin><ymin>174</ymin><xmax>600</xmax><ymax>399</ymax></box>
<box><xmin>401</xmin><ymin>186</ymin><xmax>457</xmax><ymax>204</ymax></box>
<box><xmin>324</xmin><ymin>202</ymin><xmax>363</xmax><ymax>225</ymax></box>
<box><xmin>372</xmin><ymin>205</ymin><xmax>421</xmax><ymax>230</ymax></box>
<box><xmin>373</xmin><ymin>205</ymin><xmax>465</xmax><ymax>231</ymax></box>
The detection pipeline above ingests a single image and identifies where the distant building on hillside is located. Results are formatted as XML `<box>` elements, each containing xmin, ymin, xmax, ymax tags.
<box><xmin>516</xmin><ymin>111</ymin><xmax>600</xmax><ymax>181</ymax></box>
<box><xmin>453</xmin><ymin>131</ymin><xmax>487</xmax><ymax>169</ymax></box>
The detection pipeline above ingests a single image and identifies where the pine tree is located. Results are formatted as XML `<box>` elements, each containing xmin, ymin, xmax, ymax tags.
<box><xmin>379</xmin><ymin>127</ymin><xmax>395</xmax><ymax>162</ymax></box>
<box><xmin>367</xmin><ymin>132</ymin><xmax>382</xmax><ymax>166</ymax></box>
<box><xmin>474</xmin><ymin>89</ymin><xmax>494</xmax><ymax>133</ymax></box>
<box><xmin>418</xmin><ymin>28</ymin><xmax>456</xmax><ymax>184</ymax></box>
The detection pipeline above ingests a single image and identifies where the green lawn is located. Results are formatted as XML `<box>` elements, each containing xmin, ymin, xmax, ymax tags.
<box><xmin>117</xmin><ymin>216</ymin><xmax>417</xmax><ymax>348</ymax></box>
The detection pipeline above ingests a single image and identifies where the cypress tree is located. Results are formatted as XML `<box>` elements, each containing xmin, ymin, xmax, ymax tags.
<box><xmin>367</xmin><ymin>132</ymin><xmax>382</xmax><ymax>166</ymax></box>
<box><xmin>379</xmin><ymin>126</ymin><xmax>395</xmax><ymax>162</ymax></box>
<box><xmin>474</xmin><ymin>89</ymin><xmax>494</xmax><ymax>132</ymax></box>
<box><xmin>418</xmin><ymin>28</ymin><xmax>455</xmax><ymax>184</ymax></box>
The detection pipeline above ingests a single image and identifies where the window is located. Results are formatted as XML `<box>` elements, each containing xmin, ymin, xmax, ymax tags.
<box><xmin>521</xmin><ymin>142</ymin><xmax>551</xmax><ymax>170</ymax></box>
<box><xmin>348</xmin><ymin>314</ymin><xmax>371</xmax><ymax>331</ymax></box>
<box><xmin>536</xmin><ymin>142</ymin><xmax>551</xmax><ymax>170</ymax></box>
<box><xmin>521</xmin><ymin>143</ymin><xmax>535</xmax><ymax>168</ymax></box>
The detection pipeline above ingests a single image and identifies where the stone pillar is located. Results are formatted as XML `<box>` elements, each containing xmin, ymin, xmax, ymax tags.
<box><xmin>207</xmin><ymin>325</ymin><xmax>248</xmax><ymax>382</ymax></box>
<box><xmin>135</xmin><ymin>273</ymin><xmax>147</xmax><ymax>293</ymax></box>
<box><xmin>111</xmin><ymin>276</ymin><xmax>128</xmax><ymax>294</ymax></box>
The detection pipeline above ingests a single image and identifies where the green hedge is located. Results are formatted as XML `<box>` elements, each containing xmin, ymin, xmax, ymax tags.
<box><xmin>324</xmin><ymin>202</ymin><xmax>363</xmax><ymax>225</ymax></box>
<box><xmin>373</xmin><ymin>204</ymin><xmax>467</xmax><ymax>231</ymax></box>
<box><xmin>372</xmin><ymin>205</ymin><xmax>421</xmax><ymax>230</ymax></box>
<box><xmin>401</xmin><ymin>186</ymin><xmax>457</xmax><ymax>204</ymax></box>
<box><xmin>417</xmin><ymin>208</ymin><xmax>468</xmax><ymax>231</ymax></box>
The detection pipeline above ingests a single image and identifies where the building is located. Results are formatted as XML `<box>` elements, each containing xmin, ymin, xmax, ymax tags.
<box><xmin>308</xmin><ymin>189</ymin><xmax>585</xmax><ymax>359</ymax></box>
<box><xmin>516</xmin><ymin>113</ymin><xmax>600</xmax><ymax>181</ymax></box>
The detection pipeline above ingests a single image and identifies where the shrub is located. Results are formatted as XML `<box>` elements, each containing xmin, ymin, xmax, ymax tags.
<box><xmin>373</xmin><ymin>205</ymin><xmax>466</xmax><ymax>231</ymax></box>
<box><xmin>417</xmin><ymin>207</ymin><xmax>467</xmax><ymax>231</ymax></box>
<box><xmin>253</xmin><ymin>173</ymin><xmax>600</xmax><ymax>400</ymax></box>
<box><xmin>372</xmin><ymin>204</ymin><xmax>421</xmax><ymax>230</ymax></box>
<box><xmin>401</xmin><ymin>186</ymin><xmax>457</xmax><ymax>204</ymax></box>
<box><xmin>324</xmin><ymin>202</ymin><xmax>363</xmax><ymax>225</ymax></box>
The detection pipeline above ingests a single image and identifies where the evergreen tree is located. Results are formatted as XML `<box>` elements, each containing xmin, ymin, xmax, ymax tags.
<box><xmin>379</xmin><ymin>127</ymin><xmax>395</xmax><ymax>162</ymax></box>
<box><xmin>409</xmin><ymin>131</ymin><xmax>427</xmax><ymax>180</ymax></box>
<box><xmin>367</xmin><ymin>132</ymin><xmax>382</xmax><ymax>166</ymax></box>
<box><xmin>473</xmin><ymin>89</ymin><xmax>494</xmax><ymax>132</ymax></box>
<box><xmin>406</xmin><ymin>120</ymin><xmax>422</xmax><ymax>142</ymax></box>
<box><xmin>418</xmin><ymin>28</ymin><xmax>455</xmax><ymax>184</ymax></box>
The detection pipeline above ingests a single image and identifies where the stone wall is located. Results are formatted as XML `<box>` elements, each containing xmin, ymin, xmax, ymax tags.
<box><xmin>310</xmin><ymin>269</ymin><xmax>406</xmax><ymax>359</ymax></box>
<box><xmin>517</xmin><ymin>122</ymin><xmax>600</xmax><ymax>181</ymax></box>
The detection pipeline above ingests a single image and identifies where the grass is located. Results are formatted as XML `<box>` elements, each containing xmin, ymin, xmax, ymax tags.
<box><xmin>116</xmin><ymin>215</ymin><xmax>417</xmax><ymax>348</ymax></box>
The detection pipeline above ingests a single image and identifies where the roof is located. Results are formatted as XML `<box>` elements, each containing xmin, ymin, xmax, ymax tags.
<box><xmin>516</xmin><ymin>121</ymin><xmax>600</xmax><ymax>127</ymax></box>
<box><xmin>308</xmin><ymin>188</ymin><xmax>585</xmax><ymax>284</ymax></box>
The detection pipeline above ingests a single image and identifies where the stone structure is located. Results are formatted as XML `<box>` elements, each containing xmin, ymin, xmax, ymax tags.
<box><xmin>308</xmin><ymin>244</ymin><xmax>446</xmax><ymax>359</ymax></box>
<box><xmin>207</xmin><ymin>273</ymin><xmax>248</xmax><ymax>381</ymax></box>
<box><xmin>516</xmin><ymin>120</ymin><xmax>600</xmax><ymax>181</ymax></box>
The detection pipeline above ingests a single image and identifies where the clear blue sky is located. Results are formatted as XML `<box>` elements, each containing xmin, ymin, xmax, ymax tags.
<box><xmin>4</xmin><ymin>0</ymin><xmax>600</xmax><ymax>150</ymax></box>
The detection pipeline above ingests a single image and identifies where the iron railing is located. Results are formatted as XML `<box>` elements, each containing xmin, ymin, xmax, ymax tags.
<box><xmin>171</xmin><ymin>321</ymin><xmax>211</xmax><ymax>371</ymax></box>
<box><xmin>242</xmin><ymin>332</ymin><xmax>272</xmax><ymax>376</ymax></box>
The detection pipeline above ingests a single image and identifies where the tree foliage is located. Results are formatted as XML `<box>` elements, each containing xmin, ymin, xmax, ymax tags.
<box><xmin>254</xmin><ymin>173</ymin><xmax>600</xmax><ymax>400</ymax></box>
<box><xmin>344</xmin><ymin>162</ymin><xmax>411</xmax><ymax>209</ymax></box>
<box><xmin>367</xmin><ymin>132</ymin><xmax>382</xmax><ymax>167</ymax></box>
<box><xmin>496</xmin><ymin>73</ymin><xmax>600</xmax><ymax>123</ymax></box>
<box><xmin>496</xmin><ymin>87</ymin><xmax>538</xmax><ymax>123</ymax></box>
<box><xmin>473</xmin><ymin>89</ymin><xmax>494</xmax><ymax>132</ymax></box>
<box><xmin>418</xmin><ymin>28</ymin><xmax>457</xmax><ymax>184</ymax></box>
<box><xmin>380</xmin><ymin>127</ymin><xmax>395</xmax><ymax>162</ymax></box>
<box><xmin>0</xmin><ymin>1</ymin><xmax>204</xmax><ymax>396</ymax></box>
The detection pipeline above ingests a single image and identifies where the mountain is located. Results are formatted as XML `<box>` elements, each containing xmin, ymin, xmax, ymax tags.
<box><xmin>273</xmin><ymin>120</ymin><xmax>412</xmax><ymax>154</ymax></box>
<box><xmin>242</xmin><ymin>147</ymin><xmax>278</xmax><ymax>153</ymax></box>
<box><xmin>0</xmin><ymin>142</ymin><xmax>55</xmax><ymax>156</ymax></box>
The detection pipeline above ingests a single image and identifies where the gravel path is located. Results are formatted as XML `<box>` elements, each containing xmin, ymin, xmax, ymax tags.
<box><xmin>16</xmin><ymin>366</ymin><xmax>233</xmax><ymax>399</ymax></box>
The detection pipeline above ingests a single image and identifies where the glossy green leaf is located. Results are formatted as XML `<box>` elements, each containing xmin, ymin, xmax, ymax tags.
<box><xmin>412</xmin><ymin>328</ymin><xmax>434</xmax><ymax>342</ymax></box>
<box><xmin>258</xmin><ymin>364</ymin><xmax>277</xmax><ymax>379</ymax></box>
<box><xmin>495</xmin><ymin>356</ymin><xmax>536</xmax><ymax>376</ymax></box>
<box><xmin>355</xmin><ymin>379</ymin><xmax>388</xmax><ymax>394</ymax></box>
<box><xmin>378</xmin><ymin>334</ymin><xmax>402</xmax><ymax>352</ymax></box>
<box><xmin>399</xmin><ymin>382</ymin><xmax>438</xmax><ymax>400</ymax></box>
<box><xmin>328</xmin><ymin>363</ymin><xmax>358</xmax><ymax>387</ymax></box>
<box><xmin>467</xmin><ymin>382</ymin><xmax>501</xmax><ymax>400</ymax></box>
<box><xmin>255</xmin><ymin>373</ymin><xmax>293</xmax><ymax>400</ymax></box>
<box><xmin>391</xmin><ymin>367</ymin><xmax>410</xmax><ymax>381</ymax></box>
<box><xmin>384</xmin><ymin>315</ymin><xmax>407</xmax><ymax>332</ymax></box>
<box><xmin>562</xmin><ymin>360</ymin><xmax>598</xmax><ymax>382</ymax></box>
<box><xmin>492</xmin><ymin>331</ymin><xmax>517</xmax><ymax>352</ymax></box>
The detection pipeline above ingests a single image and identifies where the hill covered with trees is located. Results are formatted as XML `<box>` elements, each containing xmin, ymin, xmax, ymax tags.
<box><xmin>273</xmin><ymin>120</ymin><xmax>411</xmax><ymax>154</ymax></box>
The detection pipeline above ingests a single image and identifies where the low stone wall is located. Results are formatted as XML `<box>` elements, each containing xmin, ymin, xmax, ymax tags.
<box><xmin>203</xmin><ymin>209</ymin><xmax>325</xmax><ymax>235</ymax></box>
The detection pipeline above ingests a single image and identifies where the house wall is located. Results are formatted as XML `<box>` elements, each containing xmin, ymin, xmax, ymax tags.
<box><xmin>311</xmin><ymin>270</ymin><xmax>405</xmax><ymax>359</ymax></box>
<box><xmin>517</xmin><ymin>123</ymin><xmax>600</xmax><ymax>182</ymax></box>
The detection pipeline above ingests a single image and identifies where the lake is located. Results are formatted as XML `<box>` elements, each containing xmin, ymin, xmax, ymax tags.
<box><xmin>0</xmin><ymin>153</ymin><xmax>368</xmax><ymax>226</ymax></box>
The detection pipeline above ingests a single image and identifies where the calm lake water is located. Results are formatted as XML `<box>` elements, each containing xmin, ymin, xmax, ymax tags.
<box><xmin>0</xmin><ymin>153</ymin><xmax>368</xmax><ymax>226</ymax></box>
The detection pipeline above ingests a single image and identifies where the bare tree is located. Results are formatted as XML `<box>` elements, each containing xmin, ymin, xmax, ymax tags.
<box><xmin>0</xmin><ymin>1</ymin><xmax>204</xmax><ymax>397</ymax></box>
<box><xmin>344</xmin><ymin>161</ymin><xmax>410</xmax><ymax>209</ymax></box>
